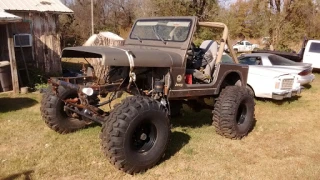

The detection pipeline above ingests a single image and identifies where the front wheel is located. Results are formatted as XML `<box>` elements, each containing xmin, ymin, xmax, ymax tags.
<box><xmin>212</xmin><ymin>86</ymin><xmax>255</xmax><ymax>139</ymax></box>
<box><xmin>40</xmin><ymin>86</ymin><xmax>88</xmax><ymax>134</ymax></box>
<box><xmin>100</xmin><ymin>96</ymin><xmax>170</xmax><ymax>174</ymax></box>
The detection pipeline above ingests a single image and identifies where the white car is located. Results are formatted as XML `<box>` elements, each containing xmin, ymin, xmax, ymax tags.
<box><xmin>245</xmin><ymin>66</ymin><xmax>301</xmax><ymax>100</ymax></box>
<box><xmin>303</xmin><ymin>40</ymin><xmax>320</xmax><ymax>69</ymax></box>
<box><xmin>232</xmin><ymin>40</ymin><xmax>259</xmax><ymax>53</ymax></box>
<box><xmin>222</xmin><ymin>54</ymin><xmax>302</xmax><ymax>100</ymax></box>
<box><xmin>238</xmin><ymin>53</ymin><xmax>315</xmax><ymax>85</ymax></box>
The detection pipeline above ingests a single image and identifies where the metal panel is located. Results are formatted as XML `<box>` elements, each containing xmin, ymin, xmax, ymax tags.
<box><xmin>0</xmin><ymin>9</ymin><xmax>22</xmax><ymax>22</ymax></box>
<box><xmin>0</xmin><ymin>0</ymin><xmax>73</xmax><ymax>13</ymax></box>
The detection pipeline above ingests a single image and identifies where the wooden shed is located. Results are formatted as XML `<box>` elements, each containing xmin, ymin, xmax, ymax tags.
<box><xmin>0</xmin><ymin>0</ymin><xmax>73</xmax><ymax>93</ymax></box>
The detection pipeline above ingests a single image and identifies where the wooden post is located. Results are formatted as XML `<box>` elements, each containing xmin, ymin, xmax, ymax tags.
<box><xmin>6</xmin><ymin>24</ymin><xmax>19</xmax><ymax>93</ymax></box>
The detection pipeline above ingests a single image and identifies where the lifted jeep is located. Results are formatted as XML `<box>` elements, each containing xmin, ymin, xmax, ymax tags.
<box><xmin>41</xmin><ymin>16</ymin><xmax>255</xmax><ymax>174</ymax></box>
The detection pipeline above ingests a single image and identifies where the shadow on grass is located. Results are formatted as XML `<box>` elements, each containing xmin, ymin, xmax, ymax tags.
<box><xmin>255</xmin><ymin>95</ymin><xmax>301</xmax><ymax>105</ymax></box>
<box><xmin>85</xmin><ymin>122</ymin><xmax>102</xmax><ymax>129</ymax></box>
<box><xmin>0</xmin><ymin>97</ymin><xmax>38</xmax><ymax>113</ymax></box>
<box><xmin>302</xmin><ymin>84</ymin><xmax>312</xmax><ymax>89</ymax></box>
<box><xmin>1</xmin><ymin>170</ymin><xmax>34</xmax><ymax>180</ymax></box>
<box><xmin>170</xmin><ymin>109</ymin><xmax>212</xmax><ymax>128</ymax></box>
<box><xmin>161</xmin><ymin>131</ymin><xmax>191</xmax><ymax>162</ymax></box>
<box><xmin>312</xmin><ymin>69</ymin><xmax>320</xmax><ymax>73</ymax></box>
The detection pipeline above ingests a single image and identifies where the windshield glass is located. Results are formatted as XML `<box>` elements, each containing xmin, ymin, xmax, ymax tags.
<box><xmin>309</xmin><ymin>42</ymin><xmax>320</xmax><ymax>53</ymax></box>
<box><xmin>238</xmin><ymin>56</ymin><xmax>260</xmax><ymax>65</ymax></box>
<box><xmin>268</xmin><ymin>55</ymin><xmax>298</xmax><ymax>65</ymax></box>
<box><xmin>222</xmin><ymin>53</ymin><xmax>235</xmax><ymax>64</ymax></box>
<box><xmin>130</xmin><ymin>19</ymin><xmax>192</xmax><ymax>42</ymax></box>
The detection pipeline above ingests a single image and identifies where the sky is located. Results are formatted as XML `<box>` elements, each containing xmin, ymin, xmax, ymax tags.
<box><xmin>219</xmin><ymin>0</ymin><xmax>237</xmax><ymax>7</ymax></box>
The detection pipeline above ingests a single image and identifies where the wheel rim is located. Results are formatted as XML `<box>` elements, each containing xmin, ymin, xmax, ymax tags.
<box><xmin>236</xmin><ymin>102</ymin><xmax>247</xmax><ymax>125</ymax></box>
<box><xmin>131</xmin><ymin>121</ymin><xmax>157</xmax><ymax>153</ymax></box>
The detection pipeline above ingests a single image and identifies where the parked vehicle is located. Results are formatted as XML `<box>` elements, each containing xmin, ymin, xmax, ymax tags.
<box><xmin>252</xmin><ymin>49</ymin><xmax>302</xmax><ymax>62</ymax></box>
<box><xmin>40</xmin><ymin>16</ymin><xmax>255</xmax><ymax>174</ymax></box>
<box><xmin>238</xmin><ymin>53</ymin><xmax>315</xmax><ymax>85</ymax></box>
<box><xmin>303</xmin><ymin>40</ymin><xmax>320</xmax><ymax>69</ymax></box>
<box><xmin>233</xmin><ymin>40</ymin><xmax>259</xmax><ymax>53</ymax></box>
<box><xmin>222</xmin><ymin>53</ymin><xmax>302</xmax><ymax>100</ymax></box>
<box><xmin>253</xmin><ymin>39</ymin><xmax>320</xmax><ymax>69</ymax></box>
<box><xmin>244</xmin><ymin>66</ymin><xmax>301</xmax><ymax>100</ymax></box>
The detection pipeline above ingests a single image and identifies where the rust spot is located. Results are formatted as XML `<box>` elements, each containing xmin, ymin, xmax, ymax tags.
<box><xmin>64</xmin><ymin>98</ymin><xmax>79</xmax><ymax>104</ymax></box>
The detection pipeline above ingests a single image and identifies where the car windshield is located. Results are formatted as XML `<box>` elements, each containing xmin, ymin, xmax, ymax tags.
<box><xmin>309</xmin><ymin>42</ymin><xmax>320</xmax><ymax>53</ymax></box>
<box><xmin>221</xmin><ymin>53</ymin><xmax>235</xmax><ymax>64</ymax></box>
<box><xmin>268</xmin><ymin>55</ymin><xmax>298</xmax><ymax>65</ymax></box>
<box><xmin>238</xmin><ymin>56</ymin><xmax>259</xmax><ymax>65</ymax></box>
<box><xmin>130</xmin><ymin>19</ymin><xmax>191</xmax><ymax>42</ymax></box>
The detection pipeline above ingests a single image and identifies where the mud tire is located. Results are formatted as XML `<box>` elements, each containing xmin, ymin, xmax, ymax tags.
<box><xmin>40</xmin><ymin>86</ymin><xmax>87</xmax><ymax>134</ymax></box>
<box><xmin>212</xmin><ymin>86</ymin><xmax>255</xmax><ymax>139</ymax></box>
<box><xmin>100</xmin><ymin>96</ymin><xmax>170</xmax><ymax>174</ymax></box>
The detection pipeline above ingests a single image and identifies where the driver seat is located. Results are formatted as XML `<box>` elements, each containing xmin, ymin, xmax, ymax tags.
<box><xmin>200</xmin><ymin>40</ymin><xmax>218</xmax><ymax>78</ymax></box>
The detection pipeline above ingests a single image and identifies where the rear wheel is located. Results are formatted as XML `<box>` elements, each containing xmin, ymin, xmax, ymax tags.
<box><xmin>212</xmin><ymin>86</ymin><xmax>255</xmax><ymax>139</ymax></box>
<box><xmin>100</xmin><ymin>96</ymin><xmax>170</xmax><ymax>174</ymax></box>
<box><xmin>40</xmin><ymin>86</ymin><xmax>88</xmax><ymax>134</ymax></box>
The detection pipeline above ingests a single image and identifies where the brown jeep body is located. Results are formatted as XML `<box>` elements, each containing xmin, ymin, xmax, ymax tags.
<box><xmin>41</xmin><ymin>16</ymin><xmax>254</xmax><ymax>174</ymax></box>
<box><xmin>60</xmin><ymin>16</ymin><xmax>248</xmax><ymax>98</ymax></box>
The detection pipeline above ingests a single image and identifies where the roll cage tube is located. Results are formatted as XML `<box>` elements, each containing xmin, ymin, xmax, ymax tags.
<box><xmin>198</xmin><ymin>22</ymin><xmax>239</xmax><ymax>64</ymax></box>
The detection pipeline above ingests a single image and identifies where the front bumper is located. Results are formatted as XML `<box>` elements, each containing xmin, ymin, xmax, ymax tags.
<box><xmin>272</xmin><ymin>86</ymin><xmax>302</xmax><ymax>100</ymax></box>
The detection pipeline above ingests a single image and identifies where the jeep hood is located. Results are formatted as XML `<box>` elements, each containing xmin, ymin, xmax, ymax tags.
<box><xmin>61</xmin><ymin>46</ymin><xmax>183</xmax><ymax>67</ymax></box>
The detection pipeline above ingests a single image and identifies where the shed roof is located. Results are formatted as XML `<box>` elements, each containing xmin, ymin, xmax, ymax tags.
<box><xmin>0</xmin><ymin>0</ymin><xmax>73</xmax><ymax>13</ymax></box>
<box><xmin>0</xmin><ymin>8</ymin><xmax>22</xmax><ymax>22</ymax></box>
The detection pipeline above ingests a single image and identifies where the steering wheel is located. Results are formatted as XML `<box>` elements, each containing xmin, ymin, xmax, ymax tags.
<box><xmin>187</xmin><ymin>42</ymin><xmax>196</xmax><ymax>56</ymax></box>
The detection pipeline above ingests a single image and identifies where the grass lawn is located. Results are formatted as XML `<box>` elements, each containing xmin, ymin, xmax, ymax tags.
<box><xmin>1</xmin><ymin>74</ymin><xmax>320</xmax><ymax>180</ymax></box>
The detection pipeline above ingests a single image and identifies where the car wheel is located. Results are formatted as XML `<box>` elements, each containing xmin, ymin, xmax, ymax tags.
<box><xmin>40</xmin><ymin>86</ymin><xmax>88</xmax><ymax>134</ymax></box>
<box><xmin>212</xmin><ymin>86</ymin><xmax>255</xmax><ymax>139</ymax></box>
<box><xmin>100</xmin><ymin>96</ymin><xmax>170</xmax><ymax>174</ymax></box>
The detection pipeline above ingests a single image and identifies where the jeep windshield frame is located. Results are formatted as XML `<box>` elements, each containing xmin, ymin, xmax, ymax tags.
<box><xmin>129</xmin><ymin>19</ymin><xmax>192</xmax><ymax>42</ymax></box>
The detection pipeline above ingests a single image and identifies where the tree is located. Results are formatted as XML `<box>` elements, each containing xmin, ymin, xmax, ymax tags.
<box><xmin>59</xmin><ymin>0</ymin><xmax>320</xmax><ymax>50</ymax></box>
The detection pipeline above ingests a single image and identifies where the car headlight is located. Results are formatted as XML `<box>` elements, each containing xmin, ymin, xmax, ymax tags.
<box><xmin>274</xmin><ymin>79</ymin><xmax>281</xmax><ymax>89</ymax></box>
<box><xmin>82</xmin><ymin>87</ymin><xmax>94</xmax><ymax>96</ymax></box>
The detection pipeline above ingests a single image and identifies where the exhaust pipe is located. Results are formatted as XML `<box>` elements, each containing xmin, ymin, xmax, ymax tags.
<box><xmin>49</xmin><ymin>78</ymin><xmax>93</xmax><ymax>96</ymax></box>
<box><xmin>50</xmin><ymin>78</ymin><xmax>81</xmax><ymax>91</ymax></box>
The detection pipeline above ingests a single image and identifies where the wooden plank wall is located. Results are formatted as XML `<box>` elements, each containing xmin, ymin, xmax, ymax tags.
<box><xmin>12</xmin><ymin>12</ymin><xmax>62</xmax><ymax>75</ymax></box>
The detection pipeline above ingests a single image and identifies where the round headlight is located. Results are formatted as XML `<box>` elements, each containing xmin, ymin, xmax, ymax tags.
<box><xmin>82</xmin><ymin>88</ymin><xmax>94</xmax><ymax>96</ymax></box>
